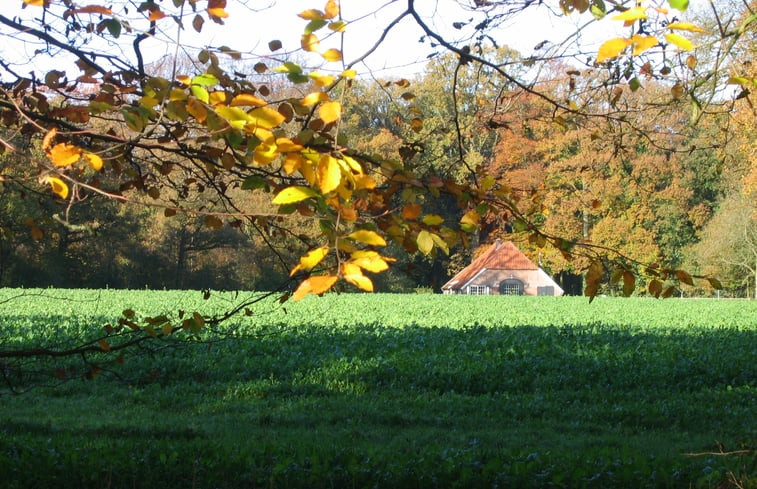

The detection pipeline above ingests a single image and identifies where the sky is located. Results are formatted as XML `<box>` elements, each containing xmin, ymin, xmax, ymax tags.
<box><xmin>1</xmin><ymin>0</ymin><xmax>619</xmax><ymax>80</ymax></box>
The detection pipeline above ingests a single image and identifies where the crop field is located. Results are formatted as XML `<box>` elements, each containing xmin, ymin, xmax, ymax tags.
<box><xmin>0</xmin><ymin>289</ymin><xmax>755</xmax><ymax>488</ymax></box>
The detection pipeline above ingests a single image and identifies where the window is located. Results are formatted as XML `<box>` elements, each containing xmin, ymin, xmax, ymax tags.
<box><xmin>468</xmin><ymin>285</ymin><xmax>488</xmax><ymax>295</ymax></box>
<box><xmin>499</xmin><ymin>279</ymin><xmax>524</xmax><ymax>296</ymax></box>
<box><xmin>537</xmin><ymin>286</ymin><xmax>555</xmax><ymax>296</ymax></box>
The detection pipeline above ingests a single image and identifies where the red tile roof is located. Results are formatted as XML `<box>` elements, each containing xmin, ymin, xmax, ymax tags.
<box><xmin>442</xmin><ymin>240</ymin><xmax>538</xmax><ymax>290</ymax></box>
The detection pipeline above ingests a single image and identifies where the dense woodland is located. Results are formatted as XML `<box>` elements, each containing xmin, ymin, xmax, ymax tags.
<box><xmin>0</xmin><ymin>0</ymin><xmax>755</xmax><ymax>298</ymax></box>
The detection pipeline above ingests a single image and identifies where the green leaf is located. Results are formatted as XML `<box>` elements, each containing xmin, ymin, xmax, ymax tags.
<box><xmin>190</xmin><ymin>86</ymin><xmax>209</xmax><ymax>104</ymax></box>
<box><xmin>305</xmin><ymin>19</ymin><xmax>328</xmax><ymax>34</ymax></box>
<box><xmin>590</xmin><ymin>0</ymin><xmax>606</xmax><ymax>19</ymax></box>
<box><xmin>422</xmin><ymin>214</ymin><xmax>444</xmax><ymax>226</ymax></box>
<box><xmin>667</xmin><ymin>0</ymin><xmax>689</xmax><ymax>11</ymax></box>
<box><xmin>241</xmin><ymin>175</ymin><xmax>269</xmax><ymax>191</ymax></box>
<box><xmin>104</xmin><ymin>19</ymin><xmax>121</xmax><ymax>38</ymax></box>
<box><xmin>192</xmin><ymin>73</ymin><xmax>219</xmax><ymax>87</ymax></box>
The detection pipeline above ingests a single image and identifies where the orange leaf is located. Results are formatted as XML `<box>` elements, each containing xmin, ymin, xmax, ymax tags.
<box><xmin>48</xmin><ymin>143</ymin><xmax>82</xmax><ymax>167</ymax></box>
<box><xmin>149</xmin><ymin>9</ymin><xmax>166</xmax><ymax>21</ymax></box>
<box><xmin>187</xmin><ymin>98</ymin><xmax>208</xmax><ymax>122</ymax></box>
<box><xmin>318</xmin><ymin>101</ymin><xmax>341</xmax><ymax>124</ymax></box>
<box><xmin>65</xmin><ymin>5</ymin><xmax>113</xmax><ymax>18</ymax></box>
<box><xmin>23</xmin><ymin>0</ymin><xmax>45</xmax><ymax>6</ymax></box>
<box><xmin>402</xmin><ymin>204</ymin><xmax>422</xmax><ymax>220</ymax></box>
<box><xmin>98</xmin><ymin>339</ymin><xmax>111</xmax><ymax>352</ymax></box>
<box><xmin>230</xmin><ymin>93</ymin><xmax>267</xmax><ymax>107</ymax></box>
<box><xmin>292</xmin><ymin>275</ymin><xmax>338</xmax><ymax>301</ymax></box>
<box><xmin>42</xmin><ymin>128</ymin><xmax>57</xmax><ymax>151</ymax></box>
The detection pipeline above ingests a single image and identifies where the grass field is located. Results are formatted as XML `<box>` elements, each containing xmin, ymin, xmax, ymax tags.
<box><xmin>0</xmin><ymin>289</ymin><xmax>755</xmax><ymax>488</ymax></box>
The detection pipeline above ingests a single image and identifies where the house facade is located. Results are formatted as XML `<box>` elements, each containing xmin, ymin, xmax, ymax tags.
<box><xmin>442</xmin><ymin>240</ymin><xmax>564</xmax><ymax>296</ymax></box>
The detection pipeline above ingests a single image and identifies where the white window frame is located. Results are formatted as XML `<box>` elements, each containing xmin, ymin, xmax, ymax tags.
<box><xmin>468</xmin><ymin>285</ymin><xmax>489</xmax><ymax>295</ymax></box>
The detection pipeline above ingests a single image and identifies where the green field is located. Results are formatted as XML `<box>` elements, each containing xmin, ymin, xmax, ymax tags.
<box><xmin>0</xmin><ymin>289</ymin><xmax>755</xmax><ymax>488</ymax></box>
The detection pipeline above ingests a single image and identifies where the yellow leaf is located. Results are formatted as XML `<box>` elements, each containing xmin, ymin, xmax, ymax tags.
<box><xmin>329</xmin><ymin>21</ymin><xmax>347</xmax><ymax>33</ymax></box>
<box><xmin>272</xmin><ymin>186</ymin><xmax>317</xmax><ymax>205</ymax></box>
<box><xmin>630</xmin><ymin>35</ymin><xmax>658</xmax><ymax>56</ymax></box>
<box><xmin>215</xmin><ymin>106</ymin><xmax>250</xmax><ymax>129</ymax></box>
<box><xmin>230</xmin><ymin>93</ymin><xmax>267</xmax><ymax>107</ymax></box>
<box><xmin>667</xmin><ymin>22</ymin><xmax>705</xmax><ymax>33</ymax></box>
<box><xmin>344</xmin><ymin>273</ymin><xmax>373</xmax><ymax>292</ymax></box>
<box><xmin>48</xmin><ymin>143</ymin><xmax>82</xmax><ymax>167</ymax></box>
<box><xmin>176</xmin><ymin>75</ymin><xmax>191</xmax><ymax>86</ymax></box>
<box><xmin>318</xmin><ymin>154</ymin><xmax>341</xmax><ymax>194</ymax></box>
<box><xmin>301</xmin><ymin>33</ymin><xmax>321</xmax><ymax>52</ymax></box>
<box><xmin>611</xmin><ymin>6</ymin><xmax>647</xmax><ymax>21</ymax></box>
<box><xmin>341</xmin><ymin>69</ymin><xmax>357</xmax><ymax>79</ymax></box>
<box><xmin>207</xmin><ymin>0</ymin><xmax>229</xmax><ymax>18</ymax></box>
<box><xmin>302</xmin><ymin>91</ymin><xmax>330</xmax><ymax>106</ymax></box>
<box><xmin>84</xmin><ymin>152</ymin><xmax>103</xmax><ymax>171</ymax></box>
<box><xmin>310</xmin><ymin>71</ymin><xmax>336</xmax><ymax>88</ymax></box>
<box><xmin>253</xmin><ymin>142</ymin><xmax>278</xmax><ymax>166</ymax></box>
<box><xmin>323</xmin><ymin>0</ymin><xmax>339</xmax><ymax>19</ymax></box>
<box><xmin>298</xmin><ymin>9</ymin><xmax>325</xmax><ymax>20</ymax></box>
<box><xmin>248</xmin><ymin>107</ymin><xmax>286</xmax><ymax>129</ymax></box>
<box><xmin>209</xmin><ymin>91</ymin><xmax>226</xmax><ymax>106</ymax></box>
<box><xmin>321</xmin><ymin>49</ymin><xmax>343</xmax><ymax>62</ymax></box>
<box><xmin>45</xmin><ymin>176</ymin><xmax>69</xmax><ymax>200</ymax></box>
<box><xmin>23</xmin><ymin>0</ymin><xmax>45</xmax><ymax>6</ymax></box>
<box><xmin>350</xmin><ymin>251</ymin><xmax>391</xmax><ymax>273</ymax></box>
<box><xmin>347</xmin><ymin>229</ymin><xmax>387</xmax><ymax>247</ymax></box>
<box><xmin>417</xmin><ymin>230</ymin><xmax>434</xmax><ymax>255</ymax></box>
<box><xmin>276</xmin><ymin>138</ymin><xmax>303</xmax><ymax>153</ymax></box>
<box><xmin>283</xmin><ymin>153</ymin><xmax>304</xmax><ymax>174</ymax></box>
<box><xmin>290</xmin><ymin>246</ymin><xmax>329</xmax><ymax>276</ymax></box>
<box><xmin>665</xmin><ymin>33</ymin><xmax>694</xmax><ymax>51</ymax></box>
<box><xmin>292</xmin><ymin>275</ymin><xmax>338</xmax><ymax>301</ymax></box>
<box><xmin>355</xmin><ymin>174</ymin><xmax>376</xmax><ymax>190</ymax></box>
<box><xmin>319</xmin><ymin>101</ymin><xmax>342</xmax><ymax>124</ymax></box>
<box><xmin>207</xmin><ymin>7</ymin><xmax>229</xmax><ymax>18</ymax></box>
<box><xmin>342</xmin><ymin>156</ymin><xmax>363</xmax><ymax>174</ymax></box>
<box><xmin>596</xmin><ymin>37</ymin><xmax>630</xmax><ymax>63</ymax></box>
<box><xmin>169</xmin><ymin>89</ymin><xmax>188</xmax><ymax>101</ymax></box>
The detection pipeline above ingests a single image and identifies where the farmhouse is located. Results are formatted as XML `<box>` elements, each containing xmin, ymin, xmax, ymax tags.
<box><xmin>442</xmin><ymin>240</ymin><xmax>564</xmax><ymax>296</ymax></box>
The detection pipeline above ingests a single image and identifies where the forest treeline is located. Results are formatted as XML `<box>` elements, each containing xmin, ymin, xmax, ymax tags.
<box><xmin>1</xmin><ymin>47</ymin><xmax>755</xmax><ymax>297</ymax></box>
